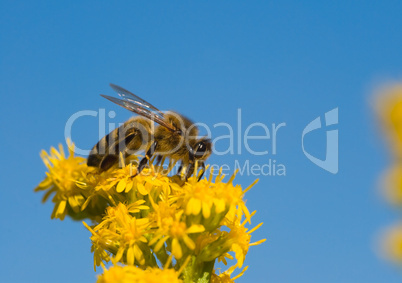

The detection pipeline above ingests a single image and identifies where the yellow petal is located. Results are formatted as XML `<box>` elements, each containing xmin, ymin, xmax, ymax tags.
<box><xmin>185</xmin><ymin>198</ymin><xmax>194</xmax><ymax>215</ymax></box>
<box><xmin>34</xmin><ymin>177</ymin><xmax>52</xmax><ymax>191</ymax></box>
<box><xmin>232</xmin><ymin>244</ymin><xmax>245</xmax><ymax>268</ymax></box>
<box><xmin>186</xmin><ymin>224</ymin><xmax>205</xmax><ymax>234</ymax></box>
<box><xmin>149</xmin><ymin>234</ymin><xmax>162</xmax><ymax>246</ymax></box>
<box><xmin>75</xmin><ymin>194</ymin><xmax>85</xmax><ymax>205</ymax></box>
<box><xmin>116</xmin><ymin>179</ymin><xmax>127</xmax><ymax>193</ymax></box>
<box><xmin>127</xmin><ymin>246</ymin><xmax>134</xmax><ymax>265</ymax></box>
<box><xmin>182</xmin><ymin>235</ymin><xmax>195</xmax><ymax>250</ymax></box>
<box><xmin>248</xmin><ymin>222</ymin><xmax>263</xmax><ymax>234</ymax></box>
<box><xmin>154</xmin><ymin>237</ymin><xmax>168</xmax><ymax>252</ymax></box>
<box><xmin>189</xmin><ymin>198</ymin><xmax>201</xmax><ymax>215</ymax></box>
<box><xmin>134</xmin><ymin>245</ymin><xmax>145</xmax><ymax>265</ymax></box>
<box><xmin>137</xmin><ymin>182</ymin><xmax>147</xmax><ymax>195</ymax></box>
<box><xmin>115</xmin><ymin>248</ymin><xmax>124</xmax><ymax>263</ymax></box>
<box><xmin>125</xmin><ymin>181</ymin><xmax>133</xmax><ymax>192</ymax></box>
<box><xmin>214</xmin><ymin>199</ymin><xmax>226</xmax><ymax>214</ymax></box>
<box><xmin>250</xmin><ymin>238</ymin><xmax>267</xmax><ymax>246</ymax></box>
<box><xmin>68</xmin><ymin>196</ymin><xmax>80</xmax><ymax>212</ymax></box>
<box><xmin>172</xmin><ymin>238</ymin><xmax>182</xmax><ymax>259</ymax></box>
<box><xmin>137</xmin><ymin>205</ymin><xmax>149</xmax><ymax>210</ymax></box>
<box><xmin>232</xmin><ymin>266</ymin><xmax>249</xmax><ymax>280</ymax></box>
<box><xmin>139</xmin><ymin>236</ymin><xmax>148</xmax><ymax>243</ymax></box>
<box><xmin>202</xmin><ymin>201</ymin><xmax>211</xmax><ymax>218</ymax></box>
<box><xmin>55</xmin><ymin>200</ymin><xmax>67</xmax><ymax>218</ymax></box>
<box><xmin>80</xmin><ymin>195</ymin><xmax>93</xmax><ymax>211</ymax></box>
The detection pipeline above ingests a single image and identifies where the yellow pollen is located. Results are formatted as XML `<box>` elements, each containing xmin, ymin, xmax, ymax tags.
<box><xmin>170</xmin><ymin>222</ymin><xmax>186</xmax><ymax>237</ymax></box>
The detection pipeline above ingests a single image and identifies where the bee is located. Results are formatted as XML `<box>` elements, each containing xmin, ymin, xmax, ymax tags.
<box><xmin>87</xmin><ymin>84</ymin><xmax>212</xmax><ymax>180</ymax></box>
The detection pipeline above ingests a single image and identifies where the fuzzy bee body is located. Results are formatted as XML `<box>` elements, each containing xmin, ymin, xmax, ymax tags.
<box><xmin>87</xmin><ymin>116</ymin><xmax>153</xmax><ymax>171</ymax></box>
<box><xmin>87</xmin><ymin>84</ymin><xmax>212</xmax><ymax>180</ymax></box>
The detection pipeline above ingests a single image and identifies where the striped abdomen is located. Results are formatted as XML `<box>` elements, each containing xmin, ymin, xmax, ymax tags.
<box><xmin>87</xmin><ymin>117</ymin><xmax>152</xmax><ymax>171</ymax></box>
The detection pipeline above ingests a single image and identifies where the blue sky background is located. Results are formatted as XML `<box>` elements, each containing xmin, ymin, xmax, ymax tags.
<box><xmin>1</xmin><ymin>1</ymin><xmax>402</xmax><ymax>282</ymax></box>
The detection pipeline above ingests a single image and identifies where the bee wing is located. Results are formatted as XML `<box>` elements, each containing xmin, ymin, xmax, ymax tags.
<box><xmin>109</xmin><ymin>84</ymin><xmax>165</xmax><ymax>117</ymax></box>
<box><xmin>100</xmin><ymin>94</ymin><xmax>176</xmax><ymax>132</ymax></box>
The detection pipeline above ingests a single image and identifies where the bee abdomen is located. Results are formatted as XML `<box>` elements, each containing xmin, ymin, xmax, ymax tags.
<box><xmin>87</xmin><ymin>117</ymin><xmax>152</xmax><ymax>171</ymax></box>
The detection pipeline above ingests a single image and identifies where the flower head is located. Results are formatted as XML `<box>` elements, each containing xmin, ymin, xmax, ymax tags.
<box><xmin>35</xmin><ymin>140</ymin><xmax>90</xmax><ymax>220</ymax></box>
<box><xmin>149</xmin><ymin>207</ymin><xmax>205</xmax><ymax>260</ymax></box>
<box><xmin>175</xmin><ymin>168</ymin><xmax>254</xmax><ymax>231</ymax></box>
<box><xmin>84</xmin><ymin>202</ymin><xmax>151</xmax><ymax>268</ymax></box>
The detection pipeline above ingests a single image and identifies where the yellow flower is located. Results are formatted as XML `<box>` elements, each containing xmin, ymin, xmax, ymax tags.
<box><xmin>113</xmin><ymin>164</ymin><xmax>172</xmax><ymax>196</ymax></box>
<box><xmin>96</xmin><ymin>202</ymin><xmax>149</xmax><ymax>230</ymax></box>
<box><xmin>376</xmin><ymin>84</ymin><xmax>402</xmax><ymax>157</ymax></box>
<box><xmin>175</xmin><ymin>169</ymin><xmax>255</xmax><ymax>231</ymax></box>
<box><xmin>149</xmin><ymin>208</ymin><xmax>205</xmax><ymax>260</ymax></box>
<box><xmin>382</xmin><ymin>165</ymin><xmax>402</xmax><ymax>206</ymax></box>
<box><xmin>84</xmin><ymin>169</ymin><xmax>119</xmax><ymax>193</ymax></box>
<box><xmin>211</xmin><ymin>265</ymin><xmax>248</xmax><ymax>283</ymax></box>
<box><xmin>196</xmin><ymin>209</ymin><xmax>265</xmax><ymax>267</ymax></box>
<box><xmin>35</xmin><ymin>140</ymin><xmax>89</xmax><ymax>220</ymax></box>
<box><xmin>84</xmin><ymin>203</ymin><xmax>151</xmax><ymax>268</ymax></box>
<box><xmin>88</xmin><ymin>227</ymin><xmax>113</xmax><ymax>270</ymax></box>
<box><xmin>224</xmin><ymin>210</ymin><xmax>265</xmax><ymax>268</ymax></box>
<box><xmin>97</xmin><ymin>265</ymin><xmax>182</xmax><ymax>283</ymax></box>
<box><xmin>382</xmin><ymin>224</ymin><xmax>402</xmax><ymax>264</ymax></box>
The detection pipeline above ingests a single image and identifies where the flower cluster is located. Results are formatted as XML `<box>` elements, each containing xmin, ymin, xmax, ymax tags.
<box><xmin>376</xmin><ymin>85</ymin><xmax>402</xmax><ymax>264</ymax></box>
<box><xmin>35</xmin><ymin>141</ymin><xmax>265</xmax><ymax>282</ymax></box>
<box><xmin>97</xmin><ymin>265</ymin><xmax>183</xmax><ymax>283</ymax></box>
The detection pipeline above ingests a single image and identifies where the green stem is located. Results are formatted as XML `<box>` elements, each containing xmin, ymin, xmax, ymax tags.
<box><xmin>183</xmin><ymin>256</ymin><xmax>215</xmax><ymax>283</ymax></box>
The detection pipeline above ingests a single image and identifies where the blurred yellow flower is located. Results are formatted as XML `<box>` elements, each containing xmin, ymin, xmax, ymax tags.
<box><xmin>376</xmin><ymin>84</ymin><xmax>402</xmax><ymax>267</ymax></box>
<box><xmin>382</xmin><ymin>165</ymin><xmax>402</xmax><ymax>206</ymax></box>
<box><xmin>376</xmin><ymin>84</ymin><xmax>402</xmax><ymax>157</ymax></box>
<box><xmin>382</xmin><ymin>224</ymin><xmax>402</xmax><ymax>264</ymax></box>
<box><xmin>97</xmin><ymin>265</ymin><xmax>182</xmax><ymax>283</ymax></box>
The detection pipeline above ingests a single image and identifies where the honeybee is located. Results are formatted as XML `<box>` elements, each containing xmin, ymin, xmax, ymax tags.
<box><xmin>87</xmin><ymin>84</ymin><xmax>212</xmax><ymax>180</ymax></box>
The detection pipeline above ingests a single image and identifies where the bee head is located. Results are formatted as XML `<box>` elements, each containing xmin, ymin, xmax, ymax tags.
<box><xmin>192</xmin><ymin>138</ymin><xmax>212</xmax><ymax>161</ymax></box>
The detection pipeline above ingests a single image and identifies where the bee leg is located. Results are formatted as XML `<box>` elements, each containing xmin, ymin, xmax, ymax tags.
<box><xmin>177</xmin><ymin>163</ymin><xmax>182</xmax><ymax>174</ymax></box>
<box><xmin>197</xmin><ymin>161</ymin><xmax>206</xmax><ymax>181</ymax></box>
<box><xmin>183</xmin><ymin>151</ymin><xmax>195</xmax><ymax>180</ymax></box>
<box><xmin>154</xmin><ymin>155</ymin><xmax>163</xmax><ymax>174</ymax></box>
<box><xmin>184</xmin><ymin>161</ymin><xmax>205</xmax><ymax>181</ymax></box>
<box><xmin>155</xmin><ymin>155</ymin><xmax>163</xmax><ymax>166</ymax></box>
<box><xmin>175</xmin><ymin>162</ymin><xmax>190</xmax><ymax>179</ymax></box>
<box><xmin>185</xmin><ymin>163</ymin><xmax>195</xmax><ymax>180</ymax></box>
<box><xmin>133</xmin><ymin>141</ymin><xmax>157</xmax><ymax>177</ymax></box>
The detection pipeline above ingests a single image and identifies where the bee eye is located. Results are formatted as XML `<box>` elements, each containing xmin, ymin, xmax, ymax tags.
<box><xmin>194</xmin><ymin>142</ymin><xmax>207</xmax><ymax>158</ymax></box>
